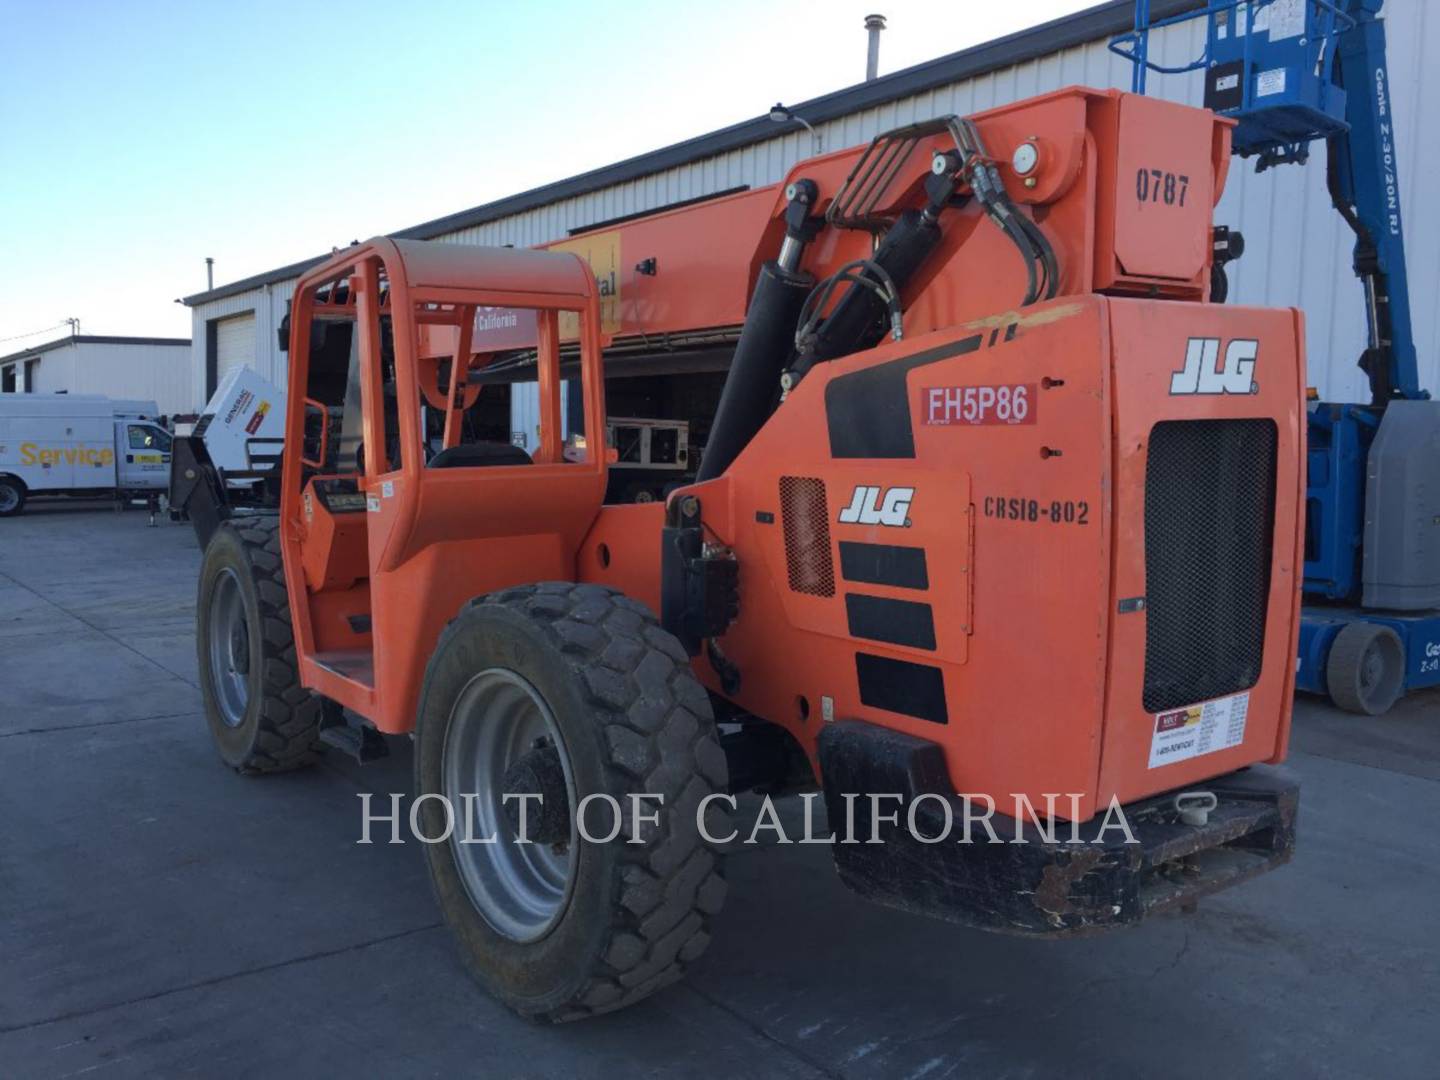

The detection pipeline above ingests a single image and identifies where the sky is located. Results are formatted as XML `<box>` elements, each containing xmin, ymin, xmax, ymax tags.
<box><xmin>0</xmin><ymin>0</ymin><xmax>1098</xmax><ymax>348</ymax></box>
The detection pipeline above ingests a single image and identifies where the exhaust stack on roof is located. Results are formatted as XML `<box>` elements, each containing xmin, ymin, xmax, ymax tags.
<box><xmin>865</xmin><ymin>14</ymin><xmax>886</xmax><ymax>81</ymax></box>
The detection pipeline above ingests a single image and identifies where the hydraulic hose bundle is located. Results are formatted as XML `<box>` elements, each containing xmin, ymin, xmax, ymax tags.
<box><xmin>785</xmin><ymin>115</ymin><xmax>1058</xmax><ymax>386</ymax></box>
<box><xmin>951</xmin><ymin>117</ymin><xmax>1059</xmax><ymax>308</ymax></box>
<box><xmin>699</xmin><ymin>113</ymin><xmax>1062</xmax><ymax>476</ymax></box>
<box><xmin>788</xmin><ymin>211</ymin><xmax>940</xmax><ymax>378</ymax></box>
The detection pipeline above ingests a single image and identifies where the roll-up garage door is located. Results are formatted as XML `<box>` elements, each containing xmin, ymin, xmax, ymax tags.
<box><xmin>214</xmin><ymin>313</ymin><xmax>255</xmax><ymax>392</ymax></box>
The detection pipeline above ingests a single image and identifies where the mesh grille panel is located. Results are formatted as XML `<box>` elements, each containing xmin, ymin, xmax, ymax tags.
<box><xmin>780</xmin><ymin>476</ymin><xmax>835</xmax><ymax>596</ymax></box>
<box><xmin>1143</xmin><ymin>419</ymin><xmax>1278</xmax><ymax>712</ymax></box>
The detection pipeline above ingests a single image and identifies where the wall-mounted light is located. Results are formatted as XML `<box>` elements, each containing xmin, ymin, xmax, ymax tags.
<box><xmin>767</xmin><ymin>103</ymin><xmax>822</xmax><ymax>154</ymax></box>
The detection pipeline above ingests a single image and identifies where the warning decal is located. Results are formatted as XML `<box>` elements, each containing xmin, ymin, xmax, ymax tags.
<box><xmin>1148</xmin><ymin>691</ymin><xmax>1249</xmax><ymax>769</ymax></box>
<box><xmin>1256</xmin><ymin>68</ymin><xmax>1287</xmax><ymax>98</ymax></box>
<box><xmin>1266</xmin><ymin>0</ymin><xmax>1305</xmax><ymax>42</ymax></box>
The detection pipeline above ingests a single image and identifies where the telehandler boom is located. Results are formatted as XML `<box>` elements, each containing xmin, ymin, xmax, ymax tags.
<box><xmin>188</xmin><ymin>85</ymin><xmax>1302</xmax><ymax>1020</ymax></box>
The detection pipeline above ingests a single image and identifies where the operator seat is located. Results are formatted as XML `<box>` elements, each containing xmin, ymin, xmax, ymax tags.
<box><xmin>428</xmin><ymin>442</ymin><xmax>533</xmax><ymax>469</ymax></box>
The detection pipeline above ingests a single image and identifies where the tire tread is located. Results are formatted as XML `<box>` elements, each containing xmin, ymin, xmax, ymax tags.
<box><xmin>207</xmin><ymin>518</ymin><xmax>321</xmax><ymax>772</ymax></box>
<box><xmin>438</xmin><ymin>582</ymin><xmax>727</xmax><ymax>1022</ymax></box>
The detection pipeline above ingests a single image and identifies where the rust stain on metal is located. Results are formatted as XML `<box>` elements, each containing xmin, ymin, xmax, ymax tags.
<box><xmin>1033</xmin><ymin>847</ymin><xmax>1106</xmax><ymax>917</ymax></box>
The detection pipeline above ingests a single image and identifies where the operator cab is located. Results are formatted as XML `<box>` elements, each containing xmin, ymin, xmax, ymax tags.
<box><xmin>279</xmin><ymin>239</ymin><xmax>607</xmax><ymax>723</ymax></box>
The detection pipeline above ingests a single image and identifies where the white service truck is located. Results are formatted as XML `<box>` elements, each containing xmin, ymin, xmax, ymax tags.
<box><xmin>0</xmin><ymin>395</ymin><xmax>171</xmax><ymax>517</ymax></box>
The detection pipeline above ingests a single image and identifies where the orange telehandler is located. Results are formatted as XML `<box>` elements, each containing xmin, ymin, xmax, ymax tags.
<box><xmin>179</xmin><ymin>86</ymin><xmax>1303</xmax><ymax>1020</ymax></box>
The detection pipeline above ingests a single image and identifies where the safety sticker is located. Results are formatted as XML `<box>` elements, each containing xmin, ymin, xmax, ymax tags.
<box><xmin>1256</xmin><ymin>68</ymin><xmax>1287</xmax><ymax>98</ymax></box>
<box><xmin>366</xmin><ymin>495</ymin><xmax>381</xmax><ymax>513</ymax></box>
<box><xmin>1266</xmin><ymin>0</ymin><xmax>1305</xmax><ymax>42</ymax></box>
<box><xmin>1148</xmin><ymin>691</ymin><xmax>1249</xmax><ymax>769</ymax></box>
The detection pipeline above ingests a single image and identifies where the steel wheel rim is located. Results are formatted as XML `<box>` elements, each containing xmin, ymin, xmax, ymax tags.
<box><xmin>207</xmin><ymin>567</ymin><xmax>251</xmax><ymax>727</ymax></box>
<box><xmin>1360</xmin><ymin>635</ymin><xmax>1401</xmax><ymax>710</ymax></box>
<box><xmin>443</xmin><ymin>668</ymin><xmax>577</xmax><ymax>943</ymax></box>
<box><xmin>0</xmin><ymin>485</ymin><xmax>17</xmax><ymax>513</ymax></box>
<box><xmin>1361</xmin><ymin>645</ymin><xmax>1384</xmax><ymax>694</ymax></box>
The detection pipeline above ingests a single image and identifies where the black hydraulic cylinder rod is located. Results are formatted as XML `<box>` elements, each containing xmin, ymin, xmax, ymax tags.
<box><xmin>791</xmin><ymin>208</ymin><xmax>941</xmax><ymax>376</ymax></box>
<box><xmin>695</xmin><ymin>260</ymin><xmax>813</xmax><ymax>482</ymax></box>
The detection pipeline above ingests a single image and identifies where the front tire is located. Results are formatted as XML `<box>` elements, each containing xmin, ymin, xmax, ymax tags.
<box><xmin>196</xmin><ymin>518</ymin><xmax>322</xmax><ymax>771</ymax></box>
<box><xmin>0</xmin><ymin>477</ymin><xmax>25</xmax><ymax>517</ymax></box>
<box><xmin>415</xmin><ymin>583</ymin><xmax>729</xmax><ymax>1022</ymax></box>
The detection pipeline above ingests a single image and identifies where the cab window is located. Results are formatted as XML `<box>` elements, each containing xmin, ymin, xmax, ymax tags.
<box><xmin>128</xmin><ymin>425</ymin><xmax>171</xmax><ymax>452</ymax></box>
<box><xmin>298</xmin><ymin>270</ymin><xmax>400</xmax><ymax>477</ymax></box>
<box><xmin>419</xmin><ymin>300</ymin><xmax>587</xmax><ymax>470</ymax></box>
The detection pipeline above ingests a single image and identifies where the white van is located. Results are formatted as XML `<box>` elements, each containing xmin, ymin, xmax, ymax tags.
<box><xmin>0</xmin><ymin>394</ymin><xmax>171</xmax><ymax>516</ymax></box>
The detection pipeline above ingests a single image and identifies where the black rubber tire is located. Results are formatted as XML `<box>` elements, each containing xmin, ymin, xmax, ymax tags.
<box><xmin>1326</xmin><ymin>621</ymin><xmax>1405</xmax><ymax>716</ymax></box>
<box><xmin>415</xmin><ymin>582</ymin><xmax>729</xmax><ymax>1022</ymax></box>
<box><xmin>196</xmin><ymin>518</ymin><xmax>323</xmax><ymax>772</ymax></box>
<box><xmin>0</xmin><ymin>477</ymin><xmax>26</xmax><ymax>517</ymax></box>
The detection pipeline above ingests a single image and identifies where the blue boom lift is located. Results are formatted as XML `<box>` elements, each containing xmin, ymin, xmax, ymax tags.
<box><xmin>1113</xmin><ymin>0</ymin><xmax>1440</xmax><ymax>714</ymax></box>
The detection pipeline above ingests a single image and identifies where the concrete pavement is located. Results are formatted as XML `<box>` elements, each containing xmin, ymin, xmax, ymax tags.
<box><xmin>1</xmin><ymin>502</ymin><xmax>1436</xmax><ymax>1077</ymax></box>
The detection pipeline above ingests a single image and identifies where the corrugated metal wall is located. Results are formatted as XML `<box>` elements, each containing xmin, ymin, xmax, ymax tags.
<box><xmin>193</xmin><ymin>2</ymin><xmax>1438</xmax><ymax>407</ymax></box>
<box><xmin>27</xmin><ymin>347</ymin><xmax>75</xmax><ymax>396</ymax></box>
<box><xmin>31</xmin><ymin>341</ymin><xmax>192</xmax><ymax>414</ymax></box>
<box><xmin>188</xmin><ymin>281</ymin><xmax>293</xmax><ymax>405</ymax></box>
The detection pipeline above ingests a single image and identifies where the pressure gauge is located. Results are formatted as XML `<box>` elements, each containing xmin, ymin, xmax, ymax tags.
<box><xmin>1011</xmin><ymin>141</ymin><xmax>1040</xmax><ymax>176</ymax></box>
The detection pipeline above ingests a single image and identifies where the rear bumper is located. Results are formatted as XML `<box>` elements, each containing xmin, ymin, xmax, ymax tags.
<box><xmin>817</xmin><ymin>721</ymin><xmax>1298</xmax><ymax>936</ymax></box>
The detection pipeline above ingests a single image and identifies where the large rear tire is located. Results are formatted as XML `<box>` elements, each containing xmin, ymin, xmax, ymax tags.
<box><xmin>415</xmin><ymin>582</ymin><xmax>729</xmax><ymax>1022</ymax></box>
<box><xmin>196</xmin><ymin>518</ymin><xmax>322</xmax><ymax>772</ymax></box>
<box><xmin>1326</xmin><ymin>621</ymin><xmax>1405</xmax><ymax>716</ymax></box>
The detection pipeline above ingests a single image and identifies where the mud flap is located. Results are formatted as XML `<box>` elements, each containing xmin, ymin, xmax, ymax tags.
<box><xmin>817</xmin><ymin>720</ymin><xmax>1298</xmax><ymax>936</ymax></box>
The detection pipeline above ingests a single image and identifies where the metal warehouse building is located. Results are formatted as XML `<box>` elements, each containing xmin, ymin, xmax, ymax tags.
<box><xmin>0</xmin><ymin>335</ymin><xmax>192</xmax><ymax>415</ymax></box>
<box><xmin>182</xmin><ymin>0</ymin><xmax>1439</xmax><ymax>408</ymax></box>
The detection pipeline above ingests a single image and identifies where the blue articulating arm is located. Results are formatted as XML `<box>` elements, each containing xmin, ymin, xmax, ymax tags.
<box><xmin>1326</xmin><ymin>3</ymin><xmax>1425</xmax><ymax>404</ymax></box>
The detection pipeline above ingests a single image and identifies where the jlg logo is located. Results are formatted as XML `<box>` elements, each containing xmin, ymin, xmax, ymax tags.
<box><xmin>1170</xmin><ymin>338</ymin><xmax>1258</xmax><ymax>395</ymax></box>
<box><xmin>838</xmin><ymin>485</ymin><xmax>914</xmax><ymax>527</ymax></box>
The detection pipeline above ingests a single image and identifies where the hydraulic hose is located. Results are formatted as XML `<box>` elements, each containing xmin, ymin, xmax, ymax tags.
<box><xmin>788</xmin><ymin>208</ymin><xmax>943</xmax><ymax>379</ymax></box>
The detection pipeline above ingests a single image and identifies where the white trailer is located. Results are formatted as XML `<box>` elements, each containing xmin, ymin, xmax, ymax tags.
<box><xmin>0</xmin><ymin>395</ymin><xmax>171</xmax><ymax>516</ymax></box>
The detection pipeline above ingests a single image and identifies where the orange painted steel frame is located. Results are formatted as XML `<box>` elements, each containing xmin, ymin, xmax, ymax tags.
<box><xmin>583</xmin><ymin>297</ymin><xmax>1304</xmax><ymax>822</ymax></box>
<box><xmin>278</xmin><ymin>88</ymin><xmax>1304</xmax><ymax>824</ymax></box>
<box><xmin>280</xmin><ymin>239</ymin><xmax>608</xmax><ymax>727</ymax></box>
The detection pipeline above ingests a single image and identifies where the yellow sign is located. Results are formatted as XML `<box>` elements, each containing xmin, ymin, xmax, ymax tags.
<box><xmin>20</xmin><ymin>443</ymin><xmax>114</xmax><ymax>467</ymax></box>
<box><xmin>550</xmin><ymin>229</ymin><xmax>622</xmax><ymax>337</ymax></box>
